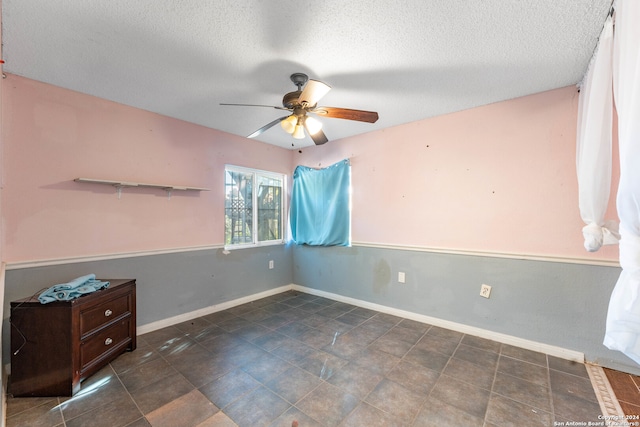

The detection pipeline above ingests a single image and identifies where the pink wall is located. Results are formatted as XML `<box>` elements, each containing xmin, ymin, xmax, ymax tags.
<box><xmin>2</xmin><ymin>75</ymin><xmax>292</xmax><ymax>262</ymax></box>
<box><xmin>294</xmin><ymin>86</ymin><xmax>620</xmax><ymax>262</ymax></box>
<box><xmin>2</xmin><ymin>77</ymin><xmax>619</xmax><ymax>263</ymax></box>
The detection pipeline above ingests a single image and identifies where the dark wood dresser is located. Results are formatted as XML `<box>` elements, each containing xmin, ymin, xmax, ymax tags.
<box><xmin>10</xmin><ymin>279</ymin><xmax>136</xmax><ymax>397</ymax></box>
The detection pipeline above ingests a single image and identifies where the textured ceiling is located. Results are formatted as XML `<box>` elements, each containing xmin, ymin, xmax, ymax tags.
<box><xmin>2</xmin><ymin>0</ymin><xmax>611</xmax><ymax>149</ymax></box>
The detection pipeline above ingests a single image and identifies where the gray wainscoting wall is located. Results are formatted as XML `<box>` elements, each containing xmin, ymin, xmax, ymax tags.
<box><xmin>291</xmin><ymin>244</ymin><xmax>636</xmax><ymax>375</ymax></box>
<box><xmin>3</xmin><ymin>245</ymin><xmax>293</xmax><ymax>363</ymax></box>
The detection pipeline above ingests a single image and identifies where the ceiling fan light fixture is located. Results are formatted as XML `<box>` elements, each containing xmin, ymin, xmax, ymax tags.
<box><xmin>292</xmin><ymin>124</ymin><xmax>305</xmax><ymax>139</ymax></box>
<box><xmin>305</xmin><ymin>116</ymin><xmax>323</xmax><ymax>135</ymax></box>
<box><xmin>280</xmin><ymin>115</ymin><xmax>297</xmax><ymax>134</ymax></box>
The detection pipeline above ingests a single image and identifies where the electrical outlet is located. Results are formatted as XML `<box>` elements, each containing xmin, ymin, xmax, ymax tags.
<box><xmin>269</xmin><ymin>260</ymin><xmax>274</xmax><ymax>269</ymax></box>
<box><xmin>398</xmin><ymin>272</ymin><xmax>406</xmax><ymax>283</ymax></box>
<box><xmin>480</xmin><ymin>284</ymin><xmax>492</xmax><ymax>298</ymax></box>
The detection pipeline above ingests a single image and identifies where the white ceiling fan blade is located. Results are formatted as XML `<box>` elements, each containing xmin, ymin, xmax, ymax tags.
<box><xmin>298</xmin><ymin>79</ymin><xmax>331</xmax><ymax>107</ymax></box>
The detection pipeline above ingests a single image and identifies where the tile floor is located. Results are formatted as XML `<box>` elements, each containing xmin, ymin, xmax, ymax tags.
<box><xmin>604</xmin><ymin>368</ymin><xmax>640</xmax><ymax>417</ymax></box>
<box><xmin>6</xmin><ymin>290</ymin><xmax>605</xmax><ymax>426</ymax></box>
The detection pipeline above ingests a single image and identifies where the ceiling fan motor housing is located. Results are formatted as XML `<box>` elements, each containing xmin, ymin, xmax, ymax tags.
<box><xmin>282</xmin><ymin>91</ymin><xmax>302</xmax><ymax>109</ymax></box>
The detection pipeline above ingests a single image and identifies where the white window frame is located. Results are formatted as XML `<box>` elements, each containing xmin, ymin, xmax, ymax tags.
<box><xmin>224</xmin><ymin>165</ymin><xmax>286</xmax><ymax>250</ymax></box>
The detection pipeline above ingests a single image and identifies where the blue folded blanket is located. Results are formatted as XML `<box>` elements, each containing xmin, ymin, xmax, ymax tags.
<box><xmin>38</xmin><ymin>274</ymin><xmax>110</xmax><ymax>304</ymax></box>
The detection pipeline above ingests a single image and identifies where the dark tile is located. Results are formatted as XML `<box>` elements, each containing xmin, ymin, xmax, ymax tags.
<box><xmin>258</xmin><ymin>314</ymin><xmax>292</xmax><ymax>329</ymax></box>
<box><xmin>430</xmin><ymin>375</ymin><xmax>490</xmax><ymax>419</ymax></box>
<box><xmin>368</xmin><ymin>333</ymin><xmax>414</xmax><ymax>358</ymax></box>
<box><xmin>404</xmin><ymin>347</ymin><xmax>450</xmax><ymax>372</ymax></box>
<box><xmin>386</xmin><ymin>360</ymin><xmax>440</xmax><ymax>396</ymax></box>
<box><xmin>260</xmin><ymin>302</ymin><xmax>294</xmax><ymax>315</ymax></box>
<box><xmin>370</xmin><ymin>313</ymin><xmax>403</xmax><ymax>327</ymax></box>
<box><xmin>6</xmin><ymin>396</ymin><xmax>58</xmax><ymax>418</ymax></box>
<box><xmin>296</xmin><ymin>382</ymin><xmax>359</xmax><ymax>427</ymax></box>
<box><xmin>413</xmin><ymin>396</ymin><xmax>484</xmax><ymax>427</ymax></box>
<box><xmin>461</xmin><ymin>335</ymin><xmax>501</xmax><ymax>353</ymax></box>
<box><xmin>335</xmin><ymin>312</ymin><xmax>368</xmax><ymax>327</ymax></box>
<box><xmin>240</xmin><ymin>352</ymin><xmax>291</xmax><ymax>383</ymax></box>
<box><xmin>414</xmin><ymin>333</ymin><xmax>460</xmax><ymax>356</ymax></box>
<box><xmin>299</xmin><ymin>313</ymin><xmax>331</xmax><ymax>328</ymax></box>
<box><xmin>128</xmin><ymin>372</ymin><xmax>195</xmax><ymax>415</ymax></box>
<box><xmin>296</xmin><ymin>328</ymin><xmax>336</xmax><ymax>349</ymax></box>
<box><xmin>322</xmin><ymin>334</ymin><xmax>368</xmax><ymax>360</ymax></box>
<box><xmin>314</xmin><ymin>318</ymin><xmax>355</xmax><ymax>335</ymax></box>
<box><xmin>453</xmin><ymin>344</ymin><xmax>499</xmax><ymax>369</ymax></box>
<box><xmin>500</xmin><ymin>344</ymin><xmax>547</xmax><ymax>366</ymax></box>
<box><xmin>251</xmin><ymin>330</ymin><xmax>290</xmax><ymax>351</ymax></box>
<box><xmin>427</xmin><ymin>326</ymin><xmax>464</xmax><ymax>341</ymax></box>
<box><xmin>199</xmin><ymin>368</ymin><xmax>261</xmax><ymax>409</ymax></box>
<box><xmin>352</xmin><ymin>347</ymin><xmax>401</xmax><ymax>374</ymax></box>
<box><xmin>326</xmin><ymin>362</ymin><xmax>385</xmax><ymax>399</ymax></box>
<box><xmin>265</xmin><ymin>366</ymin><xmax>322</xmax><ymax>404</ymax></box>
<box><xmin>350</xmin><ymin>307</ymin><xmax>380</xmax><ymax>319</ymax></box>
<box><xmin>316</xmin><ymin>305</ymin><xmax>354</xmax><ymax>319</ymax></box>
<box><xmin>172</xmin><ymin>349</ymin><xmax>236</xmax><ymax>388</ymax></box>
<box><xmin>198</xmin><ymin>411</ymin><xmax>239</xmax><ymax>427</ymax></box>
<box><xmin>269</xmin><ymin>407</ymin><xmax>323</xmax><ymax>427</ymax></box>
<box><xmin>270</xmin><ymin>337</ymin><xmax>315</xmax><ymax>363</ymax></box>
<box><xmin>201</xmin><ymin>310</ymin><xmax>240</xmax><ymax>325</ymax></box>
<box><xmin>65</xmin><ymin>394</ymin><xmax>143</xmax><ymax>427</ymax></box>
<box><xmin>382</xmin><ymin>325</ymin><xmax>424</xmax><ymax>344</ymax></box>
<box><xmin>340</xmin><ymin>326</ymin><xmax>386</xmax><ymax>346</ymax></box>
<box><xmin>190</xmin><ymin>325</ymin><xmax>226</xmax><ymax>342</ymax></box>
<box><xmin>498</xmin><ymin>355</ymin><xmax>549</xmax><ymax>387</ymax></box>
<box><xmin>117</xmin><ymin>357</ymin><xmax>177</xmax><ymax>393</ymax></box>
<box><xmin>144</xmin><ymin>389</ymin><xmax>219</xmax><ymax>427</ymax></box>
<box><xmin>340</xmin><ymin>402</ymin><xmax>403</xmax><ymax>427</ymax></box>
<box><xmin>492</xmin><ymin>371</ymin><xmax>552</xmax><ymax>412</ymax></box>
<box><xmin>139</xmin><ymin>326</ymin><xmax>184</xmax><ymax>347</ymax></box>
<box><xmin>210</xmin><ymin>340</ymin><xmax>270</xmax><ymax>368</ymax></box>
<box><xmin>398</xmin><ymin>318</ymin><xmax>431</xmax><ymax>333</ymax></box>
<box><xmin>550</xmin><ymin>369</ymin><xmax>598</xmax><ymax>403</ymax></box>
<box><xmin>198</xmin><ymin>332</ymin><xmax>247</xmax><ymax>355</ymax></box>
<box><xmin>110</xmin><ymin>343</ymin><xmax>160</xmax><ymax>375</ymax></box>
<box><xmin>278</xmin><ymin>307</ymin><xmax>310</xmax><ymax>322</ymax></box>
<box><xmin>548</xmin><ymin>356</ymin><xmax>589</xmax><ymax>378</ymax></box>
<box><xmin>276</xmin><ymin>321</ymin><xmax>313</xmax><ymax>338</ymax></box>
<box><xmin>296</xmin><ymin>349</ymin><xmax>349</xmax><ymax>380</ymax></box>
<box><xmin>296</xmin><ymin>302</ymin><xmax>325</xmax><ymax>313</ymax></box>
<box><xmin>217</xmin><ymin>316</ymin><xmax>252</xmax><ymax>332</ymax></box>
<box><xmin>232</xmin><ymin>323</ymin><xmax>272</xmax><ymax>341</ymax></box>
<box><xmin>365</xmin><ymin>379</ymin><xmax>425</xmax><ymax>424</ymax></box>
<box><xmin>485</xmin><ymin>394</ymin><xmax>553</xmax><ymax>427</ymax></box>
<box><xmin>551</xmin><ymin>390</ymin><xmax>602</xmax><ymax>423</ymax></box>
<box><xmin>59</xmin><ymin>365</ymin><xmax>128</xmax><ymax>420</ymax></box>
<box><xmin>154</xmin><ymin>334</ymin><xmax>199</xmax><ymax>357</ymax></box>
<box><xmin>238</xmin><ymin>308</ymin><xmax>274</xmax><ymax>322</ymax></box>
<box><xmin>442</xmin><ymin>357</ymin><xmax>495</xmax><ymax>390</ymax></box>
<box><xmin>228</xmin><ymin>302</ymin><xmax>260</xmax><ymax>316</ymax></box>
<box><xmin>173</xmin><ymin>316</ymin><xmax>214</xmax><ymax>334</ymax></box>
<box><xmin>224</xmin><ymin>386</ymin><xmax>291</xmax><ymax>427</ymax></box>
<box><xmin>6</xmin><ymin>398</ymin><xmax>63</xmax><ymax>427</ymax></box>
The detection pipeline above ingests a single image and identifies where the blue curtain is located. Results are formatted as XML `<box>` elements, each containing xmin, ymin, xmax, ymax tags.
<box><xmin>290</xmin><ymin>159</ymin><xmax>351</xmax><ymax>246</ymax></box>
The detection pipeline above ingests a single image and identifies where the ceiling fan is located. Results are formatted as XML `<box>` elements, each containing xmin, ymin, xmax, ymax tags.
<box><xmin>221</xmin><ymin>73</ymin><xmax>379</xmax><ymax>145</ymax></box>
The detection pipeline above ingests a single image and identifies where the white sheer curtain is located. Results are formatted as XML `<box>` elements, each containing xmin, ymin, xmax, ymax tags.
<box><xmin>576</xmin><ymin>14</ymin><xmax>619</xmax><ymax>252</ymax></box>
<box><xmin>603</xmin><ymin>0</ymin><xmax>640</xmax><ymax>363</ymax></box>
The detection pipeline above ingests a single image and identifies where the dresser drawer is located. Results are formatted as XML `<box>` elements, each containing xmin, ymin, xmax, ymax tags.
<box><xmin>80</xmin><ymin>292</ymin><xmax>132</xmax><ymax>336</ymax></box>
<box><xmin>80</xmin><ymin>318</ymin><xmax>132</xmax><ymax>370</ymax></box>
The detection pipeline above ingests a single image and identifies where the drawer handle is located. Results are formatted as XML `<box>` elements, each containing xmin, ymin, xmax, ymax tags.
<box><xmin>104</xmin><ymin>309</ymin><xmax>113</xmax><ymax>317</ymax></box>
<box><xmin>105</xmin><ymin>338</ymin><xmax>113</xmax><ymax>346</ymax></box>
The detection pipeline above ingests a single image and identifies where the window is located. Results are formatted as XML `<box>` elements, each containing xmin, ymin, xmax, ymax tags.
<box><xmin>225</xmin><ymin>165</ymin><xmax>285</xmax><ymax>248</ymax></box>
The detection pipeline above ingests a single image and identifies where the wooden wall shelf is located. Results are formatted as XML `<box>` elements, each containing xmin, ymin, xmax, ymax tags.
<box><xmin>74</xmin><ymin>178</ymin><xmax>210</xmax><ymax>198</ymax></box>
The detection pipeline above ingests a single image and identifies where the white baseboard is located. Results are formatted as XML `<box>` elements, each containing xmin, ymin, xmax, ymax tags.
<box><xmin>137</xmin><ymin>284</ymin><xmax>293</xmax><ymax>335</ymax></box>
<box><xmin>291</xmin><ymin>284</ymin><xmax>585</xmax><ymax>363</ymax></box>
<box><xmin>137</xmin><ymin>282</ymin><xmax>584</xmax><ymax>363</ymax></box>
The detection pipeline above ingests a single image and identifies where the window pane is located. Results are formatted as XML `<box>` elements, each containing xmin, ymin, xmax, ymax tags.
<box><xmin>225</xmin><ymin>170</ymin><xmax>253</xmax><ymax>244</ymax></box>
<box><xmin>257</xmin><ymin>175</ymin><xmax>282</xmax><ymax>242</ymax></box>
